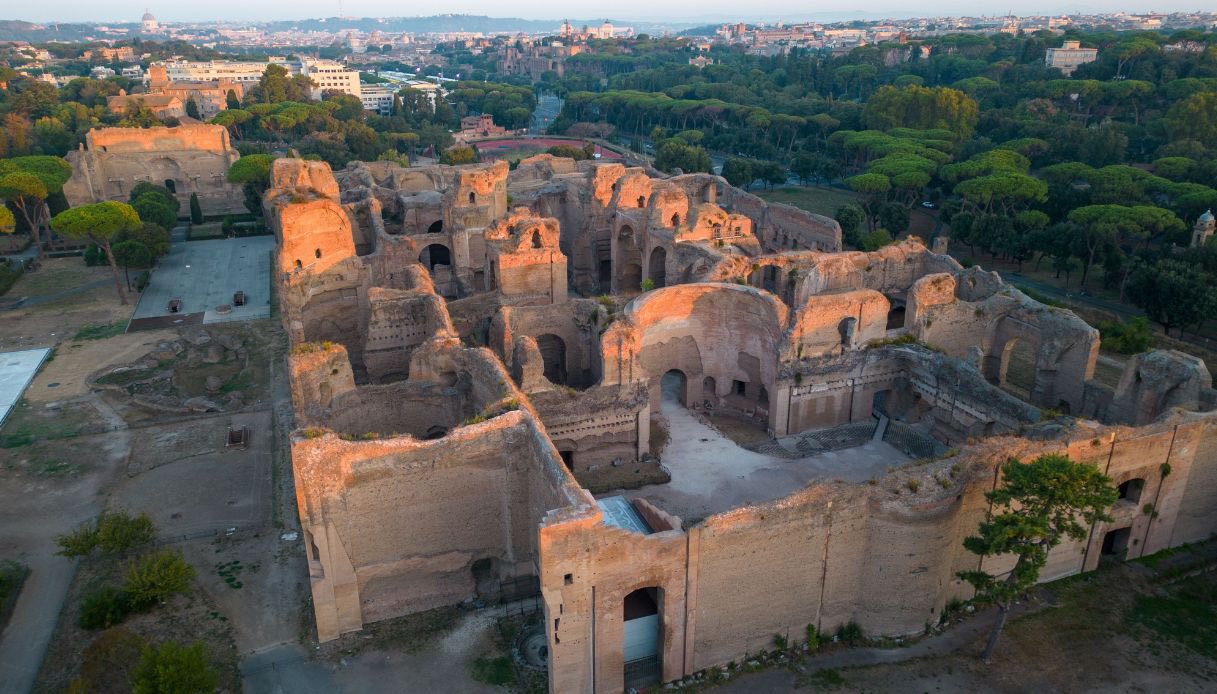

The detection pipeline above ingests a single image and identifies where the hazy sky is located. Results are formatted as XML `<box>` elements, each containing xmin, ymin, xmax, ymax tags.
<box><xmin>13</xmin><ymin>1</ymin><xmax>1213</xmax><ymax>24</ymax></box>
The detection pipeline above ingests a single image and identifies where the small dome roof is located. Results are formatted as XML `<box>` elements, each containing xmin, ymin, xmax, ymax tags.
<box><xmin>1200</xmin><ymin>209</ymin><xmax>1215</xmax><ymax>222</ymax></box>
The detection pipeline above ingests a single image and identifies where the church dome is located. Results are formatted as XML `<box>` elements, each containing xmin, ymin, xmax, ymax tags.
<box><xmin>1200</xmin><ymin>209</ymin><xmax>1214</xmax><ymax>223</ymax></box>
<box><xmin>143</xmin><ymin>11</ymin><xmax>155</xmax><ymax>21</ymax></box>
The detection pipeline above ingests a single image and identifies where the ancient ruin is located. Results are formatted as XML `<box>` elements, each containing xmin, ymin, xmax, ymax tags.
<box><xmin>272</xmin><ymin>155</ymin><xmax>1217</xmax><ymax>692</ymax></box>
<box><xmin>63</xmin><ymin>123</ymin><xmax>247</xmax><ymax>216</ymax></box>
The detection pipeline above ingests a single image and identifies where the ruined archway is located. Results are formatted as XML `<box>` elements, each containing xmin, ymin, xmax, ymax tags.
<box><xmin>536</xmin><ymin>334</ymin><xmax>568</xmax><ymax>386</ymax></box>
<box><xmin>427</xmin><ymin>219</ymin><xmax>444</xmax><ymax>234</ymax></box>
<box><xmin>647</xmin><ymin>247</ymin><xmax>667</xmax><ymax>288</ymax></box>
<box><xmin>419</xmin><ymin>243</ymin><xmax>451</xmax><ymax>272</ymax></box>
<box><xmin>623</xmin><ymin>587</ymin><xmax>662</xmax><ymax>690</ymax></box>
<box><xmin>661</xmin><ymin>369</ymin><xmax>687</xmax><ymax>406</ymax></box>
<box><xmin>616</xmin><ymin>225</ymin><xmax>642</xmax><ymax>292</ymax></box>
<box><xmin>838</xmin><ymin>317</ymin><xmax>857</xmax><ymax>350</ymax></box>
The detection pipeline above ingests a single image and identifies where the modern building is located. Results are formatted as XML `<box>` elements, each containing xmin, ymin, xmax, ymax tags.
<box><xmin>359</xmin><ymin>84</ymin><xmax>396</xmax><ymax>116</ymax></box>
<box><xmin>1045</xmin><ymin>40</ymin><xmax>1099</xmax><ymax>75</ymax></box>
<box><xmin>300</xmin><ymin>59</ymin><xmax>362</xmax><ymax>100</ymax></box>
<box><xmin>156</xmin><ymin>58</ymin><xmax>362</xmax><ymax>101</ymax></box>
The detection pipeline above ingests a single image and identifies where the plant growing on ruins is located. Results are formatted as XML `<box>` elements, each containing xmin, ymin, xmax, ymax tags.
<box><xmin>641</xmin><ymin>278</ymin><xmax>656</xmax><ymax>291</ymax></box>
<box><xmin>806</xmin><ymin>624</ymin><xmax>821</xmax><ymax>652</ymax></box>
<box><xmin>957</xmin><ymin>454</ymin><xmax>1117</xmax><ymax>663</ymax></box>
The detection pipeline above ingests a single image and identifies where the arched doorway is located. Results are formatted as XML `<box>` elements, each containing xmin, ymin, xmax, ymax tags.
<box><xmin>838</xmin><ymin>317</ymin><xmax>857</xmax><ymax>350</ymax></box>
<box><xmin>623</xmin><ymin>587</ymin><xmax>662</xmax><ymax>690</ymax></box>
<box><xmin>647</xmin><ymin>247</ymin><xmax>667</xmax><ymax>288</ymax></box>
<box><xmin>419</xmin><ymin>244</ymin><xmax>451</xmax><ymax>272</ymax></box>
<box><xmin>661</xmin><ymin>369</ymin><xmax>687</xmax><ymax>406</ymax></box>
<box><xmin>886</xmin><ymin>305</ymin><xmax>906</xmax><ymax>330</ymax></box>
<box><xmin>536</xmin><ymin>334</ymin><xmax>567</xmax><ymax>385</ymax></box>
<box><xmin>616</xmin><ymin>225</ymin><xmax>642</xmax><ymax>292</ymax></box>
<box><xmin>998</xmin><ymin>337</ymin><xmax>1038</xmax><ymax>400</ymax></box>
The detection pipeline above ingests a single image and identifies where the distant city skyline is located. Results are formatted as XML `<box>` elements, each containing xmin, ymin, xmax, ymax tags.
<box><xmin>9</xmin><ymin>2</ymin><xmax>1217</xmax><ymax>25</ymax></box>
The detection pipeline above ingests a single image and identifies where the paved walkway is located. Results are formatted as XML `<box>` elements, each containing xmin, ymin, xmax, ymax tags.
<box><xmin>132</xmin><ymin>236</ymin><xmax>274</xmax><ymax>326</ymax></box>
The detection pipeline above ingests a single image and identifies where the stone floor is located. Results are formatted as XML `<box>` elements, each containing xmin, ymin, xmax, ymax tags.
<box><xmin>626</xmin><ymin>395</ymin><xmax>911</xmax><ymax>523</ymax></box>
<box><xmin>132</xmin><ymin>236</ymin><xmax>275</xmax><ymax>327</ymax></box>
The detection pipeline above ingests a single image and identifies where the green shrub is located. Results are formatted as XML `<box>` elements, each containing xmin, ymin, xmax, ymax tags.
<box><xmin>834</xmin><ymin>621</ymin><xmax>865</xmax><ymax>645</ymax></box>
<box><xmin>0</xmin><ymin>258</ymin><xmax>22</xmax><ymax>294</ymax></box>
<box><xmin>641</xmin><ymin>278</ymin><xmax>656</xmax><ymax>291</ymax></box>
<box><xmin>83</xmin><ymin>244</ymin><xmax>105</xmax><ymax>266</ymax></box>
<box><xmin>131</xmin><ymin>640</ymin><xmax>217</xmax><ymax>694</ymax></box>
<box><xmin>806</xmin><ymin>624</ymin><xmax>821</xmax><ymax>652</ymax></box>
<box><xmin>1097</xmin><ymin>317</ymin><xmax>1155</xmax><ymax>355</ymax></box>
<box><xmin>124</xmin><ymin>549</ymin><xmax>195</xmax><ymax>609</ymax></box>
<box><xmin>79</xmin><ymin>586</ymin><xmax>132</xmax><ymax>629</ymax></box>
<box><xmin>57</xmin><ymin>511</ymin><xmax>155</xmax><ymax>557</ymax></box>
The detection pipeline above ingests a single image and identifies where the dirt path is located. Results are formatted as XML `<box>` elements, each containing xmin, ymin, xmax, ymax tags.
<box><xmin>0</xmin><ymin>427</ymin><xmax>131</xmax><ymax>693</ymax></box>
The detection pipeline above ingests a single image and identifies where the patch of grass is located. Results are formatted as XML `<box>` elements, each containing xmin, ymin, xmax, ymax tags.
<box><xmin>215</xmin><ymin>560</ymin><xmax>244</xmax><ymax>589</ymax></box>
<box><xmin>798</xmin><ymin>667</ymin><xmax>847</xmax><ymax>690</ymax></box>
<box><xmin>1128</xmin><ymin>572</ymin><xmax>1217</xmax><ymax>660</ymax></box>
<box><xmin>187</xmin><ymin>223</ymin><xmax>225</xmax><ymax>241</ymax></box>
<box><xmin>470</xmin><ymin>655</ymin><xmax>516</xmax><ymax>686</ymax></box>
<box><xmin>757</xmin><ymin>186</ymin><xmax>859</xmax><ymax>218</ymax></box>
<box><xmin>73</xmin><ymin>321</ymin><xmax>127</xmax><ymax>341</ymax></box>
<box><xmin>0</xmin><ymin>560</ymin><xmax>30</xmax><ymax>631</ymax></box>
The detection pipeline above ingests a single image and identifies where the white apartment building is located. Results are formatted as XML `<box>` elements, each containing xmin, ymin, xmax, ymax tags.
<box><xmin>300</xmin><ymin>59</ymin><xmax>362</xmax><ymax>100</ymax></box>
<box><xmin>156</xmin><ymin>58</ymin><xmax>362</xmax><ymax>100</ymax></box>
<box><xmin>359</xmin><ymin>84</ymin><xmax>396</xmax><ymax>115</ymax></box>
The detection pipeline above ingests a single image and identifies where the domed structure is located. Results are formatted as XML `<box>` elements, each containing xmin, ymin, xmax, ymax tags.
<box><xmin>1192</xmin><ymin>209</ymin><xmax>1215</xmax><ymax>248</ymax></box>
<box><xmin>141</xmin><ymin>9</ymin><xmax>159</xmax><ymax>32</ymax></box>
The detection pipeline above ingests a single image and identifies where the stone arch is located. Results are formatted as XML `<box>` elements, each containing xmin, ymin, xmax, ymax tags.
<box><xmin>623</xmin><ymin>587</ymin><xmax>663</xmax><ymax>690</ymax></box>
<box><xmin>427</xmin><ymin>219</ymin><xmax>444</xmax><ymax>234</ymax></box>
<box><xmin>423</xmin><ymin>425</ymin><xmax>448</xmax><ymax>440</ymax></box>
<box><xmin>163</xmin><ymin>178</ymin><xmax>177</xmax><ymax>194</ymax></box>
<box><xmin>660</xmin><ymin>369</ymin><xmax>688</xmax><ymax>406</ymax></box>
<box><xmin>419</xmin><ymin>243</ymin><xmax>451</xmax><ymax>272</ymax></box>
<box><xmin>647</xmin><ymin>247</ymin><xmax>667</xmax><ymax>288</ymax></box>
<box><xmin>886</xmin><ymin>304</ymin><xmax>906</xmax><ymax>330</ymax></box>
<box><xmin>536</xmin><ymin>334</ymin><xmax>568</xmax><ymax>385</ymax></box>
<box><xmin>616</xmin><ymin>225</ymin><xmax>642</xmax><ymax>292</ymax></box>
<box><xmin>838</xmin><ymin>317</ymin><xmax>857</xmax><ymax>349</ymax></box>
<box><xmin>531</xmin><ymin>230</ymin><xmax>543</xmax><ymax>249</ymax></box>
<box><xmin>701</xmin><ymin>376</ymin><xmax>717</xmax><ymax>408</ymax></box>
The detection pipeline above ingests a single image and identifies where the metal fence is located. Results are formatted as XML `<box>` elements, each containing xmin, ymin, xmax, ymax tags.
<box><xmin>623</xmin><ymin>655</ymin><xmax>661</xmax><ymax>691</ymax></box>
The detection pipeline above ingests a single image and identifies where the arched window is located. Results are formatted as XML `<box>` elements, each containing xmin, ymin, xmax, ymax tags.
<box><xmin>468</xmin><ymin>191</ymin><xmax>476</xmax><ymax>204</ymax></box>
<box><xmin>531</xmin><ymin>230</ymin><xmax>543</xmax><ymax>249</ymax></box>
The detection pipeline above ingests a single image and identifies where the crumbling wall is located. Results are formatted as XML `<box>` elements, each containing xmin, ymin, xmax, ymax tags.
<box><xmin>63</xmin><ymin>123</ymin><xmax>245</xmax><ymax>214</ymax></box>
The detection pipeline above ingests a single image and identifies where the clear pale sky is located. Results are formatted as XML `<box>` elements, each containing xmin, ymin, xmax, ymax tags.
<box><xmin>12</xmin><ymin>1</ymin><xmax>1212</xmax><ymax>24</ymax></box>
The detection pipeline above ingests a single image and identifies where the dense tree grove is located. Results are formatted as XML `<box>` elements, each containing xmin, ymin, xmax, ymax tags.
<box><xmin>529</xmin><ymin>29</ymin><xmax>1217</xmax><ymax>331</ymax></box>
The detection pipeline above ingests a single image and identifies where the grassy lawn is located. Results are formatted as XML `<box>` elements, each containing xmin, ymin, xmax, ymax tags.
<box><xmin>756</xmin><ymin>186</ymin><xmax>859</xmax><ymax>218</ymax></box>
<box><xmin>7</xmin><ymin>258</ymin><xmax>109</xmax><ymax>298</ymax></box>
